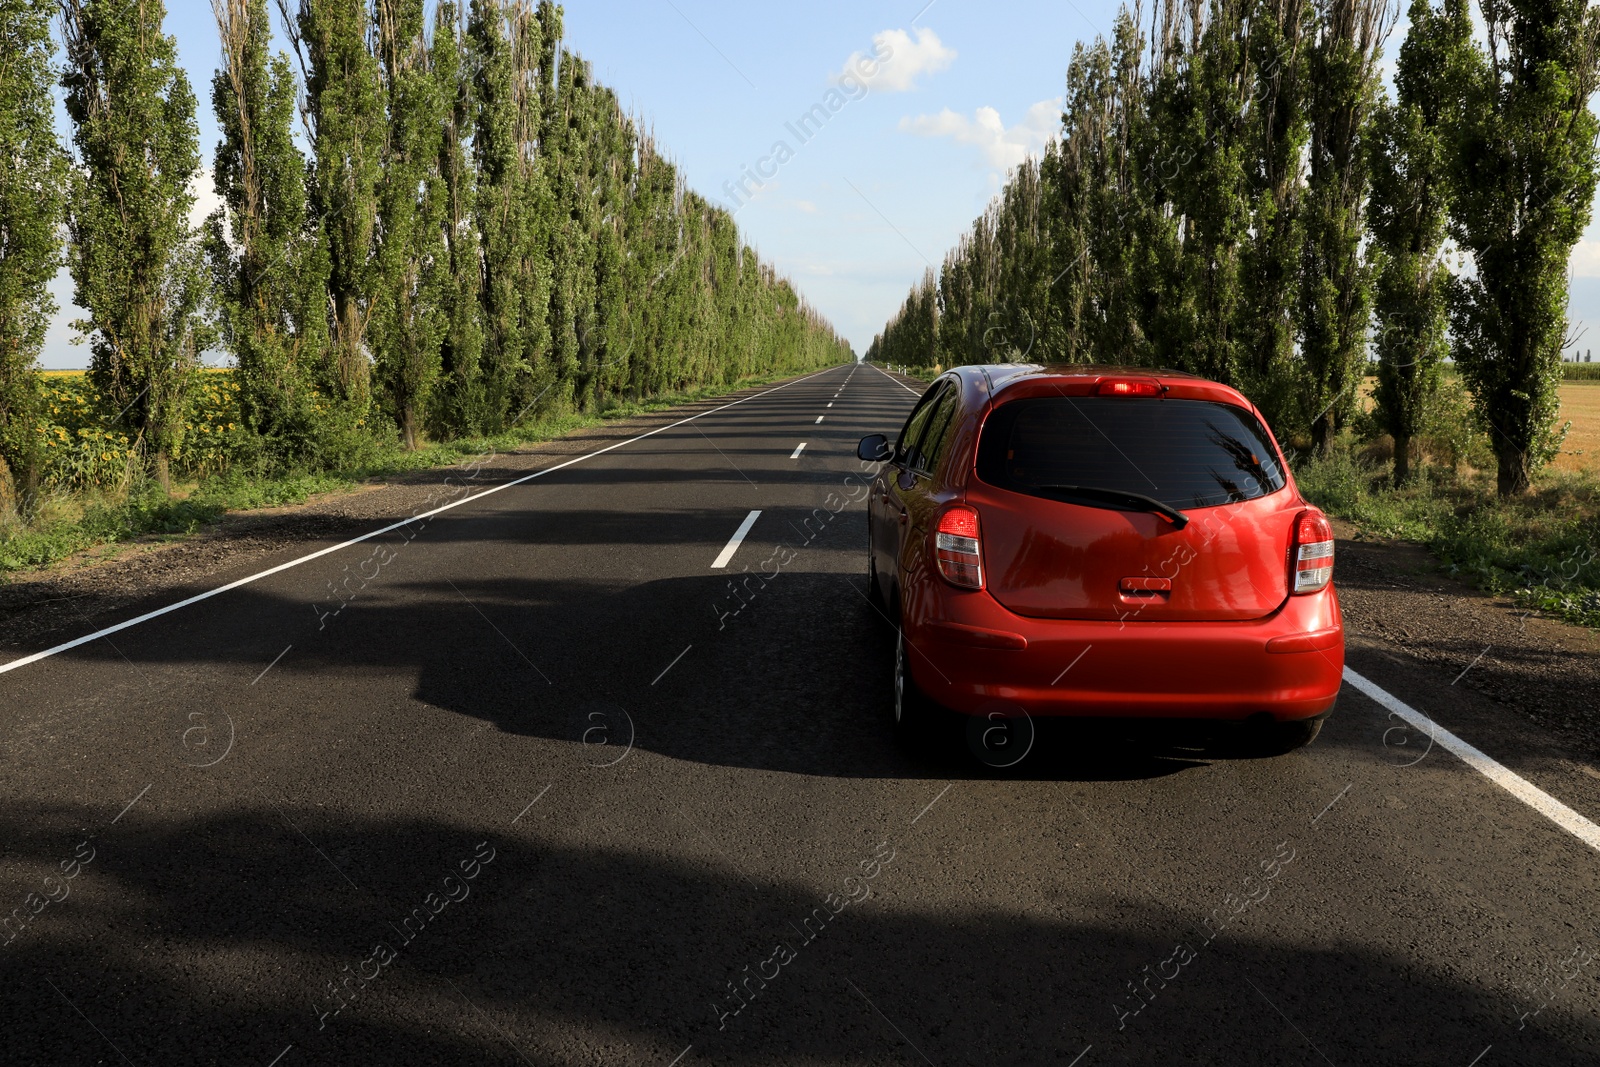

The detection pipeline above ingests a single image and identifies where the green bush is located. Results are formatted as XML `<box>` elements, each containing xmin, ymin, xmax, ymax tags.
<box><xmin>1293</xmin><ymin>446</ymin><xmax>1600</xmax><ymax>629</ymax></box>
<box><xmin>1417</xmin><ymin>374</ymin><xmax>1494</xmax><ymax>472</ymax></box>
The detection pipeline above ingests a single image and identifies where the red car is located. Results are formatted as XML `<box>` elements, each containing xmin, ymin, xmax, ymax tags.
<box><xmin>859</xmin><ymin>365</ymin><xmax>1343</xmax><ymax>756</ymax></box>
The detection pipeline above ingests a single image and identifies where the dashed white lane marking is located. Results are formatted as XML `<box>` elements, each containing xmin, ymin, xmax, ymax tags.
<box><xmin>711</xmin><ymin>511</ymin><xmax>762</xmax><ymax>570</ymax></box>
<box><xmin>0</xmin><ymin>370</ymin><xmax>837</xmax><ymax>678</ymax></box>
<box><xmin>1344</xmin><ymin>666</ymin><xmax>1600</xmax><ymax>852</ymax></box>
<box><xmin>815</xmin><ymin>415</ymin><xmax>825</xmax><ymax>424</ymax></box>
<box><xmin>826</xmin><ymin>402</ymin><xmax>834</xmax><ymax>407</ymax></box>
<box><xmin>790</xmin><ymin>443</ymin><xmax>806</xmax><ymax>459</ymax></box>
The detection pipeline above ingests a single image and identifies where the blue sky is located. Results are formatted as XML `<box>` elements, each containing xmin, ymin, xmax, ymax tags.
<box><xmin>35</xmin><ymin>0</ymin><xmax>1600</xmax><ymax>366</ymax></box>
<box><xmin>554</xmin><ymin>0</ymin><xmax>1099</xmax><ymax>354</ymax></box>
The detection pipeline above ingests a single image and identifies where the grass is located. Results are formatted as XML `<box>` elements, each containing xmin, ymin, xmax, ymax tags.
<box><xmin>874</xmin><ymin>362</ymin><xmax>941</xmax><ymax>385</ymax></box>
<box><xmin>0</xmin><ymin>369</ymin><xmax>812</xmax><ymax>577</ymax></box>
<box><xmin>1294</xmin><ymin>450</ymin><xmax>1600</xmax><ymax>629</ymax></box>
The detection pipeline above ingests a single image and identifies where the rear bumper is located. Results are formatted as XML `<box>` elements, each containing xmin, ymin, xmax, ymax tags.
<box><xmin>903</xmin><ymin>581</ymin><xmax>1343</xmax><ymax>722</ymax></box>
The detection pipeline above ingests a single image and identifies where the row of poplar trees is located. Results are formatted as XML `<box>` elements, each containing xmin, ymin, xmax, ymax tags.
<box><xmin>0</xmin><ymin>0</ymin><xmax>851</xmax><ymax>506</ymax></box>
<box><xmin>866</xmin><ymin>0</ymin><xmax>1600</xmax><ymax>496</ymax></box>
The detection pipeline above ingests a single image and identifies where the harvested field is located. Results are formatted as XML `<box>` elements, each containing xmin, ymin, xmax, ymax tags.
<box><xmin>1556</xmin><ymin>380</ymin><xmax>1600</xmax><ymax>473</ymax></box>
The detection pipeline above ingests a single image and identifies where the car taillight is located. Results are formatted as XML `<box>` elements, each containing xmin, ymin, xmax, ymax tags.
<box><xmin>1094</xmin><ymin>378</ymin><xmax>1163</xmax><ymax>397</ymax></box>
<box><xmin>935</xmin><ymin>505</ymin><xmax>984</xmax><ymax>590</ymax></box>
<box><xmin>1291</xmin><ymin>509</ymin><xmax>1334</xmax><ymax>594</ymax></box>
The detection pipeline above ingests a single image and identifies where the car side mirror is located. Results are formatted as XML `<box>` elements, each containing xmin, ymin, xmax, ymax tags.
<box><xmin>857</xmin><ymin>433</ymin><xmax>892</xmax><ymax>463</ymax></box>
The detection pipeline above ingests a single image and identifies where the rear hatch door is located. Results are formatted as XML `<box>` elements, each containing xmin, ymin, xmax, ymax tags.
<box><xmin>967</xmin><ymin>393</ymin><xmax>1298</xmax><ymax>622</ymax></box>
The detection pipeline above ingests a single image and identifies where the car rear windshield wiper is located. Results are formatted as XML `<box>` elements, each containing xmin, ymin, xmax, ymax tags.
<box><xmin>1032</xmin><ymin>484</ymin><xmax>1190</xmax><ymax>529</ymax></box>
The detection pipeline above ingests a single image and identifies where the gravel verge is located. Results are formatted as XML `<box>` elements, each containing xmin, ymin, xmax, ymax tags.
<box><xmin>1334</xmin><ymin>518</ymin><xmax>1600</xmax><ymax>761</ymax></box>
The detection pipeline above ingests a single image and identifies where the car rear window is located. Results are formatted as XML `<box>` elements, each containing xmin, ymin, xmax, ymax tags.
<box><xmin>975</xmin><ymin>397</ymin><xmax>1287</xmax><ymax>509</ymax></box>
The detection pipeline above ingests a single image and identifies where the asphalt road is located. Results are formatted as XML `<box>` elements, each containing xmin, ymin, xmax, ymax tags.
<box><xmin>2</xmin><ymin>362</ymin><xmax>1598</xmax><ymax>1066</ymax></box>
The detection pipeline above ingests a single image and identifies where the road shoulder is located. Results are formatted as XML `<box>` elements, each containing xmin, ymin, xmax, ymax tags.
<box><xmin>1334</xmin><ymin>516</ymin><xmax>1600</xmax><ymax>819</ymax></box>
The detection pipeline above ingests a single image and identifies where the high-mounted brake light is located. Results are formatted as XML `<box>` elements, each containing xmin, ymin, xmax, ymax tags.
<box><xmin>1094</xmin><ymin>378</ymin><xmax>1163</xmax><ymax>397</ymax></box>
<box><xmin>1291</xmin><ymin>509</ymin><xmax>1334</xmax><ymax>594</ymax></box>
<box><xmin>935</xmin><ymin>505</ymin><xmax>984</xmax><ymax>590</ymax></box>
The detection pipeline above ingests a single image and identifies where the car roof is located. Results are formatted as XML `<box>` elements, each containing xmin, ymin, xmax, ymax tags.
<box><xmin>945</xmin><ymin>363</ymin><xmax>1250</xmax><ymax>408</ymax></box>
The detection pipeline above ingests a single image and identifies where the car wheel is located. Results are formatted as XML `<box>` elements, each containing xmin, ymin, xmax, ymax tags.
<box><xmin>866</xmin><ymin>528</ymin><xmax>883</xmax><ymax>607</ymax></box>
<box><xmin>1247</xmin><ymin>717</ymin><xmax>1324</xmax><ymax>756</ymax></box>
<box><xmin>893</xmin><ymin>625</ymin><xmax>933</xmax><ymax>740</ymax></box>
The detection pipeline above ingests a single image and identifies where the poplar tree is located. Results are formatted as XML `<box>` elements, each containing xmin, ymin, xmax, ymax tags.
<box><xmin>1039</xmin><ymin>46</ymin><xmax>1098</xmax><ymax>365</ymax></box>
<box><xmin>295</xmin><ymin>0</ymin><xmax>384</xmax><ymax>409</ymax></box>
<box><xmin>62</xmin><ymin>0</ymin><xmax>206</xmax><ymax>491</ymax></box>
<box><xmin>936</xmin><ymin>237</ymin><xmax>976</xmax><ymax>366</ymax></box>
<box><xmin>1423</xmin><ymin>0</ymin><xmax>1600</xmax><ymax>495</ymax></box>
<box><xmin>208</xmin><ymin>0</ymin><xmax>326</xmax><ymax>457</ymax></box>
<box><xmin>582</xmin><ymin>90</ymin><xmax>634</xmax><ymax>408</ymax></box>
<box><xmin>428</xmin><ymin>1</ymin><xmax>484</xmax><ymax>437</ymax></box>
<box><xmin>27</xmin><ymin>0</ymin><xmax>849</xmax><ymax>506</ymax></box>
<box><xmin>0</xmin><ymin>0</ymin><xmax>67</xmax><ymax>514</ymax></box>
<box><xmin>545</xmin><ymin>48</ymin><xmax>594</xmax><ymax>401</ymax></box>
<box><xmin>1062</xmin><ymin>12</ymin><xmax>1144</xmax><ymax>365</ymax></box>
<box><xmin>988</xmin><ymin>160</ymin><xmax>1050</xmax><ymax>363</ymax></box>
<box><xmin>372</xmin><ymin>0</ymin><xmax>446</xmax><ymax>449</ymax></box>
<box><xmin>1369</xmin><ymin>0</ymin><xmax>1452</xmax><ymax>485</ymax></box>
<box><xmin>620</xmin><ymin>134</ymin><xmax>685</xmax><ymax>396</ymax></box>
<box><xmin>519</xmin><ymin>0</ymin><xmax>561</xmax><ymax>412</ymax></box>
<box><xmin>1299</xmin><ymin>0</ymin><xmax>1388</xmax><ymax>455</ymax></box>
<box><xmin>1238</xmin><ymin>0</ymin><xmax>1312</xmax><ymax>434</ymax></box>
<box><xmin>468</xmin><ymin>0</ymin><xmax>549</xmax><ymax>429</ymax></box>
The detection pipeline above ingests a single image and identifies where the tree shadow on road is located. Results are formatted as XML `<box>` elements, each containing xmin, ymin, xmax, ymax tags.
<box><xmin>1</xmin><ymin>800</ymin><xmax>1595</xmax><ymax>1067</ymax></box>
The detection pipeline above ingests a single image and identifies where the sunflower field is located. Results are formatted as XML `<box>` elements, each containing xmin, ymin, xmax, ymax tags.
<box><xmin>35</xmin><ymin>371</ymin><xmax>244</xmax><ymax>490</ymax></box>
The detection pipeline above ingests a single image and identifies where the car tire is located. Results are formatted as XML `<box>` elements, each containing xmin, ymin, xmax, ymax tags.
<box><xmin>893</xmin><ymin>625</ymin><xmax>934</xmax><ymax>741</ymax></box>
<box><xmin>1248</xmin><ymin>717</ymin><xmax>1324</xmax><ymax>756</ymax></box>
<box><xmin>866</xmin><ymin>529</ymin><xmax>883</xmax><ymax>608</ymax></box>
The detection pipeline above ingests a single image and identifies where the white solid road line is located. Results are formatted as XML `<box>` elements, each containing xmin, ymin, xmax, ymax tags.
<box><xmin>0</xmin><ymin>367</ymin><xmax>844</xmax><ymax>678</ymax></box>
<box><xmin>866</xmin><ymin>361</ymin><xmax>924</xmax><ymax>397</ymax></box>
<box><xmin>1343</xmin><ymin>666</ymin><xmax>1600</xmax><ymax>852</ymax></box>
<box><xmin>790</xmin><ymin>443</ymin><xmax>807</xmax><ymax>459</ymax></box>
<box><xmin>711</xmin><ymin>511</ymin><xmax>762</xmax><ymax>570</ymax></box>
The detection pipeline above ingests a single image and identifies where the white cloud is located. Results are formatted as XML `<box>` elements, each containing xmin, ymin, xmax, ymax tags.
<box><xmin>791</xmin><ymin>199</ymin><xmax>819</xmax><ymax>214</ymax></box>
<box><xmin>833</xmin><ymin>27</ymin><xmax>955</xmax><ymax>94</ymax></box>
<box><xmin>900</xmin><ymin>98</ymin><xmax>1061</xmax><ymax>170</ymax></box>
<box><xmin>1571</xmin><ymin>238</ymin><xmax>1600</xmax><ymax>278</ymax></box>
<box><xmin>191</xmin><ymin>166</ymin><xmax>224</xmax><ymax>233</ymax></box>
